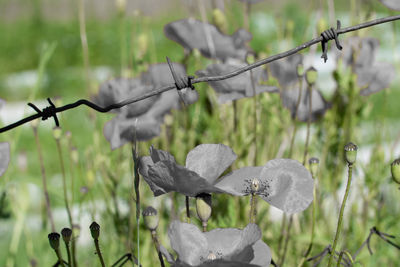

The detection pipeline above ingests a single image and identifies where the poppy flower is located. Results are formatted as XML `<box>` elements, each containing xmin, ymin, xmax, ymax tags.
<box><xmin>95</xmin><ymin>63</ymin><xmax>198</xmax><ymax>150</ymax></box>
<box><xmin>338</xmin><ymin>36</ymin><xmax>395</xmax><ymax>96</ymax></box>
<box><xmin>161</xmin><ymin>221</ymin><xmax>271</xmax><ymax>267</ymax></box>
<box><xmin>214</xmin><ymin>159</ymin><xmax>314</xmax><ymax>214</ymax></box>
<box><xmin>268</xmin><ymin>54</ymin><xmax>329</xmax><ymax>122</ymax></box>
<box><xmin>196</xmin><ymin>60</ymin><xmax>278</xmax><ymax>104</ymax></box>
<box><xmin>379</xmin><ymin>0</ymin><xmax>400</xmax><ymax>10</ymax></box>
<box><xmin>139</xmin><ymin>144</ymin><xmax>237</xmax><ymax>197</ymax></box>
<box><xmin>164</xmin><ymin>18</ymin><xmax>252</xmax><ymax>61</ymax></box>
<box><xmin>0</xmin><ymin>142</ymin><xmax>10</xmax><ymax>177</ymax></box>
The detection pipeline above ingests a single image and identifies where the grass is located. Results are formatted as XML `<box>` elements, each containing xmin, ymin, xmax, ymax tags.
<box><xmin>1</xmin><ymin>0</ymin><xmax>400</xmax><ymax>266</ymax></box>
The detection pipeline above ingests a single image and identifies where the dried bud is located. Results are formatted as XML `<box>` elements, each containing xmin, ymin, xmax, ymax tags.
<box><xmin>48</xmin><ymin>232</ymin><xmax>60</xmax><ymax>250</ymax></box>
<box><xmin>196</xmin><ymin>193</ymin><xmax>212</xmax><ymax>224</ymax></box>
<box><xmin>305</xmin><ymin>67</ymin><xmax>318</xmax><ymax>86</ymax></box>
<box><xmin>391</xmin><ymin>158</ymin><xmax>400</xmax><ymax>184</ymax></box>
<box><xmin>52</xmin><ymin>126</ymin><xmax>62</xmax><ymax>140</ymax></box>
<box><xmin>142</xmin><ymin>206</ymin><xmax>159</xmax><ymax>231</ymax></box>
<box><xmin>308</xmin><ymin>157</ymin><xmax>319</xmax><ymax>177</ymax></box>
<box><xmin>89</xmin><ymin>222</ymin><xmax>100</xmax><ymax>239</ymax></box>
<box><xmin>344</xmin><ymin>142</ymin><xmax>358</xmax><ymax>165</ymax></box>
<box><xmin>61</xmin><ymin>228</ymin><xmax>72</xmax><ymax>243</ymax></box>
<box><xmin>251</xmin><ymin>178</ymin><xmax>260</xmax><ymax>193</ymax></box>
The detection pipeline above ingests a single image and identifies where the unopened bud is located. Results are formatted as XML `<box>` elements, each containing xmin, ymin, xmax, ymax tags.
<box><xmin>89</xmin><ymin>222</ymin><xmax>100</xmax><ymax>239</ymax></box>
<box><xmin>391</xmin><ymin>158</ymin><xmax>400</xmax><ymax>184</ymax></box>
<box><xmin>196</xmin><ymin>193</ymin><xmax>212</xmax><ymax>223</ymax></box>
<box><xmin>308</xmin><ymin>157</ymin><xmax>319</xmax><ymax>177</ymax></box>
<box><xmin>212</xmin><ymin>8</ymin><xmax>228</xmax><ymax>34</ymax></box>
<box><xmin>344</xmin><ymin>142</ymin><xmax>358</xmax><ymax>165</ymax></box>
<box><xmin>71</xmin><ymin>147</ymin><xmax>79</xmax><ymax>164</ymax></box>
<box><xmin>48</xmin><ymin>232</ymin><xmax>60</xmax><ymax>250</ymax></box>
<box><xmin>52</xmin><ymin>127</ymin><xmax>62</xmax><ymax>140</ymax></box>
<box><xmin>305</xmin><ymin>67</ymin><xmax>318</xmax><ymax>86</ymax></box>
<box><xmin>297</xmin><ymin>64</ymin><xmax>304</xmax><ymax>77</ymax></box>
<box><xmin>142</xmin><ymin>206</ymin><xmax>159</xmax><ymax>231</ymax></box>
<box><xmin>61</xmin><ymin>228</ymin><xmax>72</xmax><ymax>243</ymax></box>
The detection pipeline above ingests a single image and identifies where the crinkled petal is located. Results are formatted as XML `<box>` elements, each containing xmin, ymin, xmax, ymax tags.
<box><xmin>148</xmin><ymin>160</ymin><xmax>226</xmax><ymax>197</ymax></box>
<box><xmin>169</xmin><ymin>221</ymin><xmax>208</xmax><ymax>266</ymax></box>
<box><xmin>357</xmin><ymin>62</ymin><xmax>396</xmax><ymax>96</ymax></box>
<box><xmin>186</xmin><ymin>144</ymin><xmax>237</xmax><ymax>184</ymax></box>
<box><xmin>379</xmin><ymin>0</ymin><xmax>400</xmax><ymax>11</ymax></box>
<box><xmin>164</xmin><ymin>19</ymin><xmax>251</xmax><ymax>61</ymax></box>
<box><xmin>204</xmin><ymin>228</ymin><xmax>242</xmax><ymax>257</ymax></box>
<box><xmin>138</xmin><ymin>156</ymin><xmax>167</xmax><ymax>196</ymax></box>
<box><xmin>248</xmin><ymin>240</ymin><xmax>271</xmax><ymax>267</ymax></box>
<box><xmin>214</xmin><ymin>167</ymin><xmax>263</xmax><ymax>196</ymax></box>
<box><xmin>339</xmin><ymin>37</ymin><xmax>379</xmax><ymax>71</ymax></box>
<box><xmin>0</xmin><ymin>142</ymin><xmax>10</xmax><ymax>177</ymax></box>
<box><xmin>259</xmin><ymin>159</ymin><xmax>314</xmax><ymax>214</ymax></box>
<box><xmin>150</xmin><ymin>146</ymin><xmax>176</xmax><ymax>163</ymax></box>
<box><xmin>103</xmin><ymin>115</ymin><xmax>161</xmax><ymax>150</ymax></box>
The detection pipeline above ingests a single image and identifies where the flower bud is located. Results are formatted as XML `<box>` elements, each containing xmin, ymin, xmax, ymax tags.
<box><xmin>391</xmin><ymin>158</ymin><xmax>400</xmax><ymax>184</ymax></box>
<box><xmin>48</xmin><ymin>232</ymin><xmax>60</xmax><ymax>250</ymax></box>
<box><xmin>71</xmin><ymin>147</ymin><xmax>79</xmax><ymax>164</ymax></box>
<box><xmin>61</xmin><ymin>228</ymin><xmax>72</xmax><ymax>243</ymax></box>
<box><xmin>212</xmin><ymin>8</ymin><xmax>228</xmax><ymax>34</ymax></box>
<box><xmin>344</xmin><ymin>142</ymin><xmax>358</xmax><ymax>165</ymax></box>
<box><xmin>52</xmin><ymin>126</ymin><xmax>62</xmax><ymax>140</ymax></box>
<box><xmin>142</xmin><ymin>206</ymin><xmax>159</xmax><ymax>231</ymax></box>
<box><xmin>196</xmin><ymin>193</ymin><xmax>212</xmax><ymax>223</ymax></box>
<box><xmin>308</xmin><ymin>157</ymin><xmax>319</xmax><ymax>177</ymax></box>
<box><xmin>31</xmin><ymin>118</ymin><xmax>40</xmax><ymax>129</ymax></box>
<box><xmin>297</xmin><ymin>64</ymin><xmax>304</xmax><ymax>77</ymax></box>
<box><xmin>305</xmin><ymin>67</ymin><xmax>318</xmax><ymax>86</ymax></box>
<box><xmin>89</xmin><ymin>222</ymin><xmax>100</xmax><ymax>239</ymax></box>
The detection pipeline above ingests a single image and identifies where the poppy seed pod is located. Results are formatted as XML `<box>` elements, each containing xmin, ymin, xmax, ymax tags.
<box><xmin>251</xmin><ymin>178</ymin><xmax>260</xmax><ymax>193</ymax></box>
<box><xmin>89</xmin><ymin>222</ymin><xmax>100</xmax><ymax>239</ymax></box>
<box><xmin>196</xmin><ymin>193</ymin><xmax>212</xmax><ymax>224</ymax></box>
<box><xmin>344</xmin><ymin>142</ymin><xmax>358</xmax><ymax>165</ymax></box>
<box><xmin>308</xmin><ymin>157</ymin><xmax>319</xmax><ymax>177</ymax></box>
<box><xmin>391</xmin><ymin>158</ymin><xmax>400</xmax><ymax>184</ymax></box>
<box><xmin>61</xmin><ymin>228</ymin><xmax>72</xmax><ymax>243</ymax></box>
<box><xmin>142</xmin><ymin>206</ymin><xmax>159</xmax><ymax>231</ymax></box>
<box><xmin>52</xmin><ymin>127</ymin><xmax>62</xmax><ymax>140</ymax></box>
<box><xmin>48</xmin><ymin>232</ymin><xmax>60</xmax><ymax>250</ymax></box>
<box><xmin>305</xmin><ymin>67</ymin><xmax>318</xmax><ymax>86</ymax></box>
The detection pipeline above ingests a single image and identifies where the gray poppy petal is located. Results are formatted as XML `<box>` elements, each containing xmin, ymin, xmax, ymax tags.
<box><xmin>141</xmin><ymin>63</ymin><xmax>186</xmax><ymax>88</ymax></box>
<box><xmin>248</xmin><ymin>240</ymin><xmax>271</xmax><ymax>267</ymax></box>
<box><xmin>148</xmin><ymin>160</ymin><xmax>226</xmax><ymax>197</ymax></box>
<box><xmin>214</xmin><ymin>167</ymin><xmax>264</xmax><ymax>196</ymax></box>
<box><xmin>259</xmin><ymin>159</ymin><xmax>314</xmax><ymax>214</ymax></box>
<box><xmin>237</xmin><ymin>0</ymin><xmax>265</xmax><ymax>3</ymax></box>
<box><xmin>357</xmin><ymin>62</ymin><xmax>396</xmax><ymax>96</ymax></box>
<box><xmin>186</xmin><ymin>144</ymin><xmax>237</xmax><ymax>184</ymax></box>
<box><xmin>168</xmin><ymin>221</ymin><xmax>208</xmax><ymax>266</ymax></box>
<box><xmin>149</xmin><ymin>146</ymin><xmax>176</xmax><ymax>163</ymax></box>
<box><xmin>203</xmin><ymin>228</ymin><xmax>242</xmax><ymax>257</ymax></box>
<box><xmin>103</xmin><ymin>115</ymin><xmax>161</xmax><ymax>150</ymax></box>
<box><xmin>379</xmin><ymin>0</ymin><xmax>400</xmax><ymax>11</ymax></box>
<box><xmin>269</xmin><ymin>54</ymin><xmax>303</xmax><ymax>88</ymax></box>
<box><xmin>0</xmin><ymin>142</ymin><xmax>10</xmax><ymax>177</ymax></box>
<box><xmin>164</xmin><ymin>19</ymin><xmax>251</xmax><ymax>61</ymax></box>
<box><xmin>197</xmin><ymin>260</ymin><xmax>260</xmax><ymax>267</ymax></box>
<box><xmin>138</xmin><ymin>156</ymin><xmax>167</xmax><ymax>196</ymax></box>
<box><xmin>159</xmin><ymin>244</ymin><xmax>175</xmax><ymax>264</ymax></box>
<box><xmin>339</xmin><ymin>37</ymin><xmax>379</xmax><ymax>71</ymax></box>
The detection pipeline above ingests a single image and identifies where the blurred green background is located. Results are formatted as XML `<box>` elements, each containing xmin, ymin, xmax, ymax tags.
<box><xmin>0</xmin><ymin>0</ymin><xmax>399</xmax><ymax>266</ymax></box>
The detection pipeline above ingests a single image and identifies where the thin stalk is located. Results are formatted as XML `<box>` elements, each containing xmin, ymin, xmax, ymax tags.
<box><xmin>151</xmin><ymin>231</ymin><xmax>165</xmax><ymax>267</ymax></box>
<box><xmin>249</xmin><ymin>67</ymin><xmax>258</xmax><ymax>166</ymax></box>
<box><xmin>33</xmin><ymin>126</ymin><xmax>55</xmax><ymax>232</ymax></box>
<box><xmin>185</xmin><ymin>196</ymin><xmax>191</xmax><ymax>223</ymax></box>
<box><xmin>302</xmin><ymin>85</ymin><xmax>313</xmax><ymax>165</ymax></box>
<box><xmin>249</xmin><ymin>193</ymin><xmax>257</xmax><ymax>223</ymax></box>
<box><xmin>277</xmin><ymin>213</ymin><xmax>287</xmax><ymax>258</ymax></box>
<box><xmin>288</xmin><ymin>76</ymin><xmax>304</xmax><ymax>158</ymax></box>
<box><xmin>78</xmin><ymin>0</ymin><xmax>92</xmax><ymax>90</ymax></box>
<box><xmin>327</xmin><ymin>163</ymin><xmax>353</xmax><ymax>267</ymax></box>
<box><xmin>54</xmin><ymin>248</ymin><xmax>66</xmax><ymax>267</ymax></box>
<box><xmin>279</xmin><ymin>214</ymin><xmax>293</xmax><ymax>266</ymax></box>
<box><xmin>64</xmin><ymin>241</ymin><xmax>72</xmax><ymax>267</ymax></box>
<box><xmin>243</xmin><ymin>2</ymin><xmax>250</xmax><ymax>30</ymax></box>
<box><xmin>94</xmin><ymin>238</ymin><xmax>106</xmax><ymax>267</ymax></box>
<box><xmin>132</xmin><ymin>137</ymin><xmax>141</xmax><ymax>267</ymax></box>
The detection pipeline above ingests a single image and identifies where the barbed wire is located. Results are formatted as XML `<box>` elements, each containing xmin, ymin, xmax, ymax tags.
<box><xmin>1</xmin><ymin>14</ymin><xmax>400</xmax><ymax>134</ymax></box>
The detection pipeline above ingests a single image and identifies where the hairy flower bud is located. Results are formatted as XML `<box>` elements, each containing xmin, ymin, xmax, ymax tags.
<box><xmin>142</xmin><ymin>206</ymin><xmax>159</xmax><ymax>231</ymax></box>
<box><xmin>52</xmin><ymin>126</ymin><xmax>62</xmax><ymax>140</ymax></box>
<box><xmin>196</xmin><ymin>193</ymin><xmax>212</xmax><ymax>224</ymax></box>
<box><xmin>308</xmin><ymin>157</ymin><xmax>319</xmax><ymax>177</ymax></box>
<box><xmin>344</xmin><ymin>142</ymin><xmax>358</xmax><ymax>165</ymax></box>
<box><xmin>48</xmin><ymin>232</ymin><xmax>60</xmax><ymax>250</ymax></box>
<box><xmin>89</xmin><ymin>221</ymin><xmax>100</xmax><ymax>239</ymax></box>
<box><xmin>391</xmin><ymin>158</ymin><xmax>400</xmax><ymax>184</ymax></box>
<box><xmin>305</xmin><ymin>67</ymin><xmax>318</xmax><ymax>86</ymax></box>
<box><xmin>61</xmin><ymin>228</ymin><xmax>72</xmax><ymax>243</ymax></box>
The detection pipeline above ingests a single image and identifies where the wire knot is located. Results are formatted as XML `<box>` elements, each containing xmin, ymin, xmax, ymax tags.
<box><xmin>166</xmin><ymin>56</ymin><xmax>195</xmax><ymax>90</ymax></box>
<box><xmin>320</xmin><ymin>20</ymin><xmax>343</xmax><ymax>63</ymax></box>
<box><xmin>28</xmin><ymin>98</ymin><xmax>60</xmax><ymax>127</ymax></box>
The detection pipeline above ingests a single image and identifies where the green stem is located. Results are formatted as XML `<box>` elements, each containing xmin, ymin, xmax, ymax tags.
<box><xmin>94</xmin><ymin>238</ymin><xmax>106</xmax><ymax>267</ymax></box>
<box><xmin>151</xmin><ymin>231</ymin><xmax>165</xmax><ymax>267</ymax></box>
<box><xmin>328</xmin><ymin>163</ymin><xmax>353</xmax><ymax>267</ymax></box>
<box><xmin>64</xmin><ymin>241</ymin><xmax>72</xmax><ymax>267</ymax></box>
<box><xmin>280</xmin><ymin>214</ymin><xmax>293</xmax><ymax>266</ymax></box>
<box><xmin>302</xmin><ymin>85</ymin><xmax>312</xmax><ymax>165</ymax></box>
<box><xmin>288</xmin><ymin>76</ymin><xmax>304</xmax><ymax>158</ymax></box>
<box><xmin>55</xmin><ymin>248</ymin><xmax>66</xmax><ymax>267</ymax></box>
<box><xmin>249</xmin><ymin>193</ymin><xmax>257</xmax><ymax>223</ymax></box>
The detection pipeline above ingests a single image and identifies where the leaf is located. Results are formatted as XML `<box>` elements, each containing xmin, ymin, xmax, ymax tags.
<box><xmin>0</xmin><ymin>142</ymin><xmax>10</xmax><ymax>177</ymax></box>
<box><xmin>164</xmin><ymin>18</ymin><xmax>252</xmax><ymax>61</ymax></box>
<box><xmin>259</xmin><ymin>159</ymin><xmax>314</xmax><ymax>214</ymax></box>
<box><xmin>168</xmin><ymin>221</ymin><xmax>208</xmax><ymax>266</ymax></box>
<box><xmin>185</xmin><ymin>144</ymin><xmax>237</xmax><ymax>184</ymax></box>
<box><xmin>379</xmin><ymin>0</ymin><xmax>400</xmax><ymax>11</ymax></box>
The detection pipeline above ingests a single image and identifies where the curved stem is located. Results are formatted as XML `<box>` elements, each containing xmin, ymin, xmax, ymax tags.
<box><xmin>328</xmin><ymin>163</ymin><xmax>353</xmax><ymax>267</ymax></box>
<box><xmin>64</xmin><ymin>241</ymin><xmax>72</xmax><ymax>267</ymax></box>
<box><xmin>94</xmin><ymin>238</ymin><xmax>106</xmax><ymax>267</ymax></box>
<box><xmin>185</xmin><ymin>196</ymin><xmax>191</xmax><ymax>223</ymax></box>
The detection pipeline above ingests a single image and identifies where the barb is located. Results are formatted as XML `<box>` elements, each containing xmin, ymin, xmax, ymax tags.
<box><xmin>320</xmin><ymin>20</ymin><xmax>343</xmax><ymax>62</ymax></box>
<box><xmin>28</xmin><ymin>98</ymin><xmax>59</xmax><ymax>127</ymax></box>
<box><xmin>1</xmin><ymin>14</ymin><xmax>400</xmax><ymax>134</ymax></box>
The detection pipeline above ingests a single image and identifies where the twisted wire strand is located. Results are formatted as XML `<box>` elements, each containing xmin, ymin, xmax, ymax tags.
<box><xmin>1</xmin><ymin>14</ymin><xmax>400</xmax><ymax>134</ymax></box>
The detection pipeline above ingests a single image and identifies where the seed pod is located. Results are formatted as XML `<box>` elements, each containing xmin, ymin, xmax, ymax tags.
<box><xmin>305</xmin><ymin>67</ymin><xmax>318</xmax><ymax>86</ymax></box>
<box><xmin>196</xmin><ymin>193</ymin><xmax>212</xmax><ymax>223</ymax></box>
<box><xmin>251</xmin><ymin>178</ymin><xmax>260</xmax><ymax>193</ymax></box>
<box><xmin>48</xmin><ymin>232</ymin><xmax>60</xmax><ymax>250</ymax></box>
<box><xmin>391</xmin><ymin>158</ymin><xmax>400</xmax><ymax>184</ymax></box>
<box><xmin>52</xmin><ymin>126</ymin><xmax>62</xmax><ymax>140</ymax></box>
<box><xmin>142</xmin><ymin>206</ymin><xmax>159</xmax><ymax>231</ymax></box>
<box><xmin>344</xmin><ymin>142</ymin><xmax>358</xmax><ymax>165</ymax></box>
<box><xmin>61</xmin><ymin>228</ymin><xmax>72</xmax><ymax>243</ymax></box>
<box><xmin>89</xmin><ymin>222</ymin><xmax>100</xmax><ymax>239</ymax></box>
<box><xmin>308</xmin><ymin>157</ymin><xmax>320</xmax><ymax>177</ymax></box>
